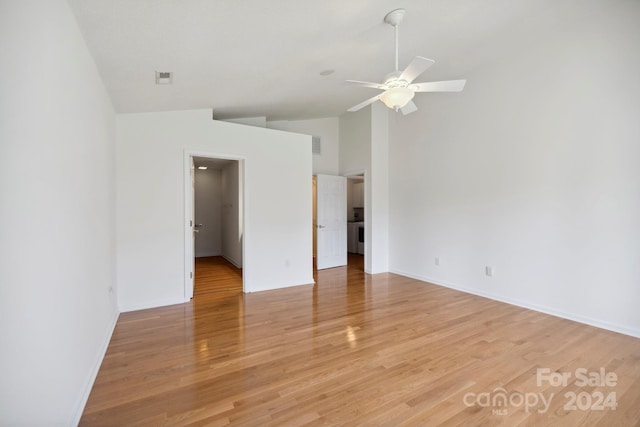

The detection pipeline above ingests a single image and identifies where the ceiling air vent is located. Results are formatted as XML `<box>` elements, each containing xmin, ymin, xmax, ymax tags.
<box><xmin>155</xmin><ymin>71</ymin><xmax>173</xmax><ymax>85</ymax></box>
<box><xmin>312</xmin><ymin>136</ymin><xmax>321</xmax><ymax>155</ymax></box>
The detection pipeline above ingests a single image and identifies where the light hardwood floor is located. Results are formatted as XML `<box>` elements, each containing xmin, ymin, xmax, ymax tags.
<box><xmin>81</xmin><ymin>256</ymin><xmax>640</xmax><ymax>425</ymax></box>
<box><xmin>193</xmin><ymin>256</ymin><xmax>243</xmax><ymax>299</ymax></box>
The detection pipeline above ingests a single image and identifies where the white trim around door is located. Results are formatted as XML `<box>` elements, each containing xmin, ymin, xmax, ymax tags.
<box><xmin>184</xmin><ymin>150</ymin><xmax>246</xmax><ymax>300</ymax></box>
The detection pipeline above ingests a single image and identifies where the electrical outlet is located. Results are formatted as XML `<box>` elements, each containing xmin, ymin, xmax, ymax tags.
<box><xmin>485</xmin><ymin>266</ymin><xmax>493</xmax><ymax>277</ymax></box>
<box><xmin>435</xmin><ymin>257</ymin><xmax>440</xmax><ymax>266</ymax></box>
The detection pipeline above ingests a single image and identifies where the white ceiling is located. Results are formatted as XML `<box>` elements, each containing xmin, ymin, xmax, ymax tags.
<box><xmin>68</xmin><ymin>0</ymin><xmax>602</xmax><ymax>121</ymax></box>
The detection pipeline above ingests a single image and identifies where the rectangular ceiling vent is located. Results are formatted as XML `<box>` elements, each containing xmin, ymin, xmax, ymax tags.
<box><xmin>155</xmin><ymin>71</ymin><xmax>173</xmax><ymax>85</ymax></box>
<box><xmin>312</xmin><ymin>136</ymin><xmax>321</xmax><ymax>155</ymax></box>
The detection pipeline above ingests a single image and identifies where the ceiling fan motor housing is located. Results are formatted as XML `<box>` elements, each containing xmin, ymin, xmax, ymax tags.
<box><xmin>384</xmin><ymin>71</ymin><xmax>409</xmax><ymax>88</ymax></box>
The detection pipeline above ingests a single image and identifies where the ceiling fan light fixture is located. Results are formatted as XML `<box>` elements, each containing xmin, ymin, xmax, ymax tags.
<box><xmin>380</xmin><ymin>87</ymin><xmax>414</xmax><ymax>110</ymax></box>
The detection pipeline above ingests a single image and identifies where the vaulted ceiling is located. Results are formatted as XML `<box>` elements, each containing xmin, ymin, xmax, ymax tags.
<box><xmin>68</xmin><ymin>0</ymin><xmax>601</xmax><ymax>120</ymax></box>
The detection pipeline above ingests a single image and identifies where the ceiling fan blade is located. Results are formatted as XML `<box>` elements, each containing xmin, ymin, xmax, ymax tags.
<box><xmin>346</xmin><ymin>80</ymin><xmax>387</xmax><ymax>90</ymax></box>
<box><xmin>412</xmin><ymin>79</ymin><xmax>467</xmax><ymax>92</ymax></box>
<box><xmin>399</xmin><ymin>56</ymin><xmax>435</xmax><ymax>83</ymax></box>
<box><xmin>400</xmin><ymin>100</ymin><xmax>418</xmax><ymax>115</ymax></box>
<box><xmin>347</xmin><ymin>94</ymin><xmax>382</xmax><ymax>112</ymax></box>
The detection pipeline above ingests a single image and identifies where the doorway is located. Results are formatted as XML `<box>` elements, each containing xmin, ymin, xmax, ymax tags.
<box><xmin>346</xmin><ymin>173</ymin><xmax>365</xmax><ymax>271</ymax></box>
<box><xmin>185</xmin><ymin>153</ymin><xmax>245</xmax><ymax>299</ymax></box>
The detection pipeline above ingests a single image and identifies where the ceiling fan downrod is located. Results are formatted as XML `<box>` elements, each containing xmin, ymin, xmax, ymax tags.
<box><xmin>394</xmin><ymin>22</ymin><xmax>399</xmax><ymax>72</ymax></box>
<box><xmin>384</xmin><ymin>8</ymin><xmax>405</xmax><ymax>72</ymax></box>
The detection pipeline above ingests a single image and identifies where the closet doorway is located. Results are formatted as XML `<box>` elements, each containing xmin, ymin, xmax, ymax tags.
<box><xmin>185</xmin><ymin>154</ymin><xmax>244</xmax><ymax>299</ymax></box>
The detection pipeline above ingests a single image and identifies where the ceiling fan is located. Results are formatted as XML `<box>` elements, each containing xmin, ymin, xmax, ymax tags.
<box><xmin>347</xmin><ymin>8</ymin><xmax>466</xmax><ymax>115</ymax></box>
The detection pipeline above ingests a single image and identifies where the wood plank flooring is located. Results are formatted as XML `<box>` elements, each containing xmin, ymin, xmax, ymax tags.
<box><xmin>81</xmin><ymin>256</ymin><xmax>640</xmax><ymax>425</ymax></box>
<box><xmin>193</xmin><ymin>256</ymin><xmax>243</xmax><ymax>299</ymax></box>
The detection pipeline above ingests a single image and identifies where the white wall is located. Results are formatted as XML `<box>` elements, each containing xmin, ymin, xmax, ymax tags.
<box><xmin>194</xmin><ymin>168</ymin><xmax>222</xmax><ymax>257</ymax></box>
<box><xmin>0</xmin><ymin>0</ymin><xmax>118</xmax><ymax>424</ymax></box>
<box><xmin>268</xmin><ymin>117</ymin><xmax>340</xmax><ymax>175</ymax></box>
<box><xmin>370</xmin><ymin>103</ymin><xmax>390</xmax><ymax>273</ymax></box>
<box><xmin>117</xmin><ymin>110</ymin><xmax>313</xmax><ymax>310</ymax></box>
<box><xmin>221</xmin><ymin>116</ymin><xmax>267</xmax><ymax>128</ymax></box>
<box><xmin>388</xmin><ymin>0</ymin><xmax>640</xmax><ymax>337</ymax></box>
<box><xmin>339</xmin><ymin>108</ymin><xmax>371</xmax><ymax>176</ymax></box>
<box><xmin>221</xmin><ymin>161</ymin><xmax>243</xmax><ymax>267</ymax></box>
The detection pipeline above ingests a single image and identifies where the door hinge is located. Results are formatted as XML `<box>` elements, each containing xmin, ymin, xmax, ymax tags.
<box><xmin>190</xmin><ymin>272</ymin><xmax>193</xmax><ymax>279</ymax></box>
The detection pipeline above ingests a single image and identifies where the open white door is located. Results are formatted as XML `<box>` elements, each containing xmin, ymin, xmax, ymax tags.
<box><xmin>316</xmin><ymin>174</ymin><xmax>347</xmax><ymax>269</ymax></box>
<box><xmin>186</xmin><ymin>156</ymin><xmax>195</xmax><ymax>299</ymax></box>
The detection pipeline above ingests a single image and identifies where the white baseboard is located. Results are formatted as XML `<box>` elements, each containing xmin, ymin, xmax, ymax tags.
<box><xmin>118</xmin><ymin>297</ymin><xmax>187</xmax><ymax>313</ymax></box>
<box><xmin>195</xmin><ymin>251</ymin><xmax>222</xmax><ymax>258</ymax></box>
<box><xmin>390</xmin><ymin>268</ymin><xmax>640</xmax><ymax>339</ymax></box>
<box><xmin>71</xmin><ymin>309</ymin><xmax>119</xmax><ymax>426</ymax></box>
<box><xmin>222</xmin><ymin>254</ymin><xmax>242</xmax><ymax>269</ymax></box>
